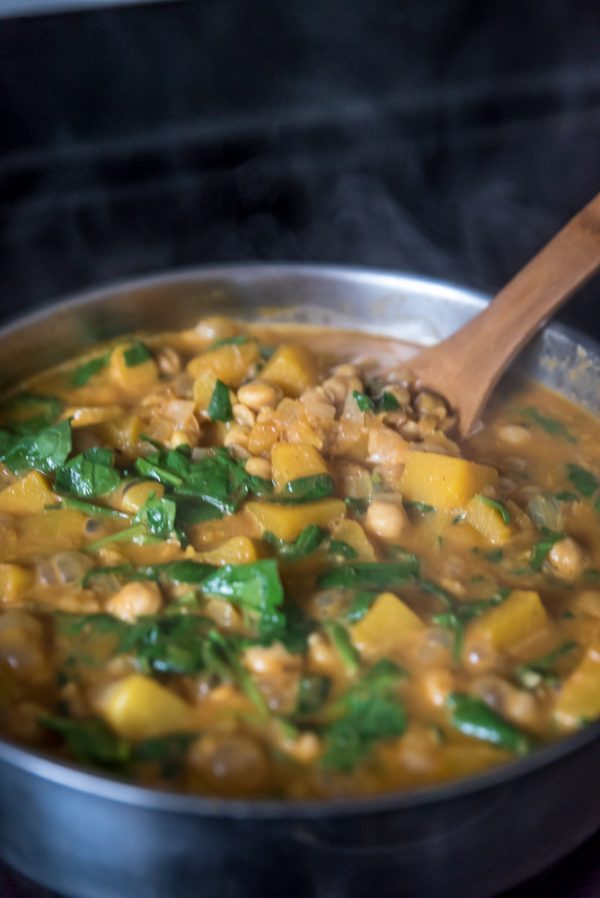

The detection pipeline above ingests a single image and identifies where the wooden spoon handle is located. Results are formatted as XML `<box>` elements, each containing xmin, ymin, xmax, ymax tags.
<box><xmin>415</xmin><ymin>190</ymin><xmax>600</xmax><ymax>436</ymax></box>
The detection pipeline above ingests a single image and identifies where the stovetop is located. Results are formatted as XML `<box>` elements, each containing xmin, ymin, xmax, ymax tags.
<box><xmin>1</xmin><ymin>829</ymin><xmax>598</xmax><ymax>898</ymax></box>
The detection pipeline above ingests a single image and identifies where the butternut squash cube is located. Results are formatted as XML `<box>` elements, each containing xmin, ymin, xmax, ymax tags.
<box><xmin>198</xmin><ymin>535</ymin><xmax>259</xmax><ymax>566</ymax></box>
<box><xmin>98</xmin><ymin>674</ymin><xmax>193</xmax><ymax>740</ymax></box>
<box><xmin>187</xmin><ymin>340</ymin><xmax>260</xmax><ymax>388</ymax></box>
<box><xmin>94</xmin><ymin>414</ymin><xmax>142</xmax><ymax>455</ymax></box>
<box><xmin>109</xmin><ymin>344</ymin><xmax>158</xmax><ymax>392</ymax></box>
<box><xmin>192</xmin><ymin>369</ymin><xmax>218</xmax><ymax>413</ymax></box>
<box><xmin>0</xmin><ymin>563</ymin><xmax>34</xmax><ymax>605</ymax></box>
<box><xmin>466</xmin><ymin>494</ymin><xmax>513</xmax><ymax>545</ymax></box>
<box><xmin>330</xmin><ymin>518</ymin><xmax>377</xmax><ymax>561</ymax></box>
<box><xmin>271</xmin><ymin>443</ymin><xmax>328</xmax><ymax>490</ymax></box>
<box><xmin>554</xmin><ymin>650</ymin><xmax>600</xmax><ymax>728</ymax></box>
<box><xmin>260</xmin><ymin>344</ymin><xmax>318</xmax><ymax>398</ymax></box>
<box><xmin>0</xmin><ymin>471</ymin><xmax>55</xmax><ymax>516</ymax></box>
<box><xmin>351</xmin><ymin>592</ymin><xmax>424</xmax><ymax>657</ymax></box>
<box><xmin>465</xmin><ymin>590</ymin><xmax>547</xmax><ymax>656</ymax></box>
<box><xmin>247</xmin><ymin>499</ymin><xmax>345</xmax><ymax>541</ymax></box>
<box><xmin>399</xmin><ymin>451</ymin><xmax>498</xmax><ymax>511</ymax></box>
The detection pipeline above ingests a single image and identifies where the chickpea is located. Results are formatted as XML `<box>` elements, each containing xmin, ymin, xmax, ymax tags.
<box><xmin>498</xmin><ymin>424</ymin><xmax>532</xmax><ymax>447</ymax></box>
<box><xmin>223</xmin><ymin>424</ymin><xmax>250</xmax><ymax>451</ymax></box>
<box><xmin>155</xmin><ymin>346</ymin><xmax>181</xmax><ymax>377</ymax></box>
<box><xmin>188</xmin><ymin>734</ymin><xmax>268</xmax><ymax>794</ymax></box>
<box><xmin>245</xmin><ymin>456</ymin><xmax>272</xmax><ymax>480</ymax></box>
<box><xmin>232</xmin><ymin>403</ymin><xmax>256</xmax><ymax>428</ymax></box>
<box><xmin>364</xmin><ymin>498</ymin><xmax>408</xmax><ymax>541</ymax></box>
<box><xmin>414</xmin><ymin>390</ymin><xmax>448</xmax><ymax>420</ymax></box>
<box><xmin>194</xmin><ymin>316</ymin><xmax>239</xmax><ymax>343</ymax></box>
<box><xmin>237</xmin><ymin>381</ymin><xmax>280</xmax><ymax>411</ymax></box>
<box><xmin>547</xmin><ymin>537</ymin><xmax>585</xmax><ymax>580</ymax></box>
<box><xmin>105</xmin><ymin>581</ymin><xmax>162</xmax><ymax>622</ymax></box>
<box><xmin>332</xmin><ymin>363</ymin><xmax>359</xmax><ymax>378</ymax></box>
<box><xmin>421</xmin><ymin>668</ymin><xmax>455</xmax><ymax>708</ymax></box>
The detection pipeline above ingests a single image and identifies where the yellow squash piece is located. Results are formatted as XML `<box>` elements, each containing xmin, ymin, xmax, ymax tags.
<box><xmin>466</xmin><ymin>494</ymin><xmax>513</xmax><ymax>546</ymax></box>
<box><xmin>198</xmin><ymin>535</ymin><xmax>259</xmax><ymax>566</ymax></box>
<box><xmin>187</xmin><ymin>340</ymin><xmax>260</xmax><ymax>388</ymax></box>
<box><xmin>109</xmin><ymin>344</ymin><xmax>158</xmax><ymax>393</ymax></box>
<box><xmin>247</xmin><ymin>499</ymin><xmax>345</xmax><ymax>541</ymax></box>
<box><xmin>271</xmin><ymin>443</ymin><xmax>328</xmax><ymax>491</ymax></box>
<box><xmin>351</xmin><ymin>591</ymin><xmax>424</xmax><ymax>658</ymax></box>
<box><xmin>554</xmin><ymin>650</ymin><xmax>600</xmax><ymax>729</ymax></box>
<box><xmin>465</xmin><ymin>590</ymin><xmax>547</xmax><ymax>656</ymax></box>
<box><xmin>330</xmin><ymin>518</ymin><xmax>377</xmax><ymax>561</ymax></box>
<box><xmin>98</xmin><ymin>674</ymin><xmax>193</xmax><ymax>740</ymax></box>
<box><xmin>94</xmin><ymin>414</ymin><xmax>142</xmax><ymax>455</ymax></box>
<box><xmin>399</xmin><ymin>451</ymin><xmax>498</xmax><ymax>511</ymax></box>
<box><xmin>0</xmin><ymin>471</ymin><xmax>55</xmax><ymax>516</ymax></box>
<box><xmin>0</xmin><ymin>563</ymin><xmax>34</xmax><ymax>605</ymax></box>
<box><xmin>193</xmin><ymin>369</ymin><xmax>218</xmax><ymax>413</ymax></box>
<box><xmin>260</xmin><ymin>344</ymin><xmax>318</xmax><ymax>398</ymax></box>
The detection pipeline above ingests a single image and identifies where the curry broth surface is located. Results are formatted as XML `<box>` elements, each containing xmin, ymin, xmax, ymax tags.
<box><xmin>0</xmin><ymin>317</ymin><xmax>598</xmax><ymax>800</ymax></box>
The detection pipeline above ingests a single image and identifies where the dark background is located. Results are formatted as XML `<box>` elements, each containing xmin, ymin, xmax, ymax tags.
<box><xmin>1</xmin><ymin>0</ymin><xmax>600</xmax><ymax>329</ymax></box>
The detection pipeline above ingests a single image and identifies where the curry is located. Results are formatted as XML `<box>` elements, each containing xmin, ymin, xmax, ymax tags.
<box><xmin>0</xmin><ymin>316</ymin><xmax>598</xmax><ymax>799</ymax></box>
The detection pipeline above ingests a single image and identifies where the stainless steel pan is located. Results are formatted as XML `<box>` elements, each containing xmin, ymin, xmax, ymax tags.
<box><xmin>0</xmin><ymin>265</ymin><xmax>598</xmax><ymax>898</ymax></box>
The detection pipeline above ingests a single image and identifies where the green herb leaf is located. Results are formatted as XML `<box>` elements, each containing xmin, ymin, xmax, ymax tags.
<box><xmin>446</xmin><ymin>693</ymin><xmax>534</xmax><ymax>755</ymax></box>
<box><xmin>275</xmin><ymin>474</ymin><xmax>334</xmax><ymax>504</ymax></box>
<box><xmin>345</xmin><ymin>591</ymin><xmax>375</xmax><ymax>622</ymax></box>
<box><xmin>328</xmin><ymin>539</ymin><xmax>359</xmax><ymax>559</ymax></box>
<box><xmin>85</xmin><ymin>522</ymin><xmax>150</xmax><ymax>552</ymax></box>
<box><xmin>264</xmin><ymin>525</ymin><xmax>328</xmax><ymax>561</ymax></box>
<box><xmin>55</xmin><ymin>447</ymin><xmax>121</xmax><ymax>498</ymax></box>
<box><xmin>207</xmin><ymin>379</ymin><xmax>233</xmax><ymax>422</ymax></box>
<box><xmin>405</xmin><ymin>500</ymin><xmax>436</xmax><ymax>514</ymax></box>
<box><xmin>345</xmin><ymin>497</ymin><xmax>369</xmax><ymax>516</ymax></box>
<box><xmin>318</xmin><ymin>558</ymin><xmax>420</xmax><ymax>591</ymax></box>
<box><xmin>123</xmin><ymin>342</ymin><xmax>152</xmax><ymax>367</ymax></box>
<box><xmin>565</xmin><ymin>464</ymin><xmax>598</xmax><ymax>498</ymax></box>
<box><xmin>352</xmin><ymin>391</ymin><xmax>374</xmax><ymax>412</ymax></box>
<box><xmin>70</xmin><ymin>354</ymin><xmax>109</xmax><ymax>387</ymax></box>
<box><xmin>478</xmin><ymin>495</ymin><xmax>511</xmax><ymax>524</ymax></box>
<box><xmin>210</xmin><ymin>335</ymin><xmax>249</xmax><ymax>350</ymax></box>
<box><xmin>515</xmin><ymin>407</ymin><xmax>576</xmax><ymax>443</ymax></box>
<box><xmin>322</xmin><ymin>659</ymin><xmax>406</xmax><ymax>771</ymax></box>
<box><xmin>40</xmin><ymin>715</ymin><xmax>130</xmax><ymax>769</ymax></box>
<box><xmin>515</xmin><ymin>641</ymin><xmax>579</xmax><ymax>689</ymax></box>
<box><xmin>529</xmin><ymin>528</ymin><xmax>565</xmax><ymax>571</ymax></box>
<box><xmin>296</xmin><ymin>674</ymin><xmax>331</xmax><ymax>716</ymax></box>
<box><xmin>201</xmin><ymin>559</ymin><xmax>284</xmax><ymax>613</ymax></box>
<box><xmin>0</xmin><ymin>419</ymin><xmax>72</xmax><ymax>475</ymax></box>
<box><xmin>375</xmin><ymin>392</ymin><xmax>401</xmax><ymax>413</ymax></box>
<box><xmin>323</xmin><ymin>621</ymin><xmax>359</xmax><ymax>675</ymax></box>
<box><xmin>134</xmin><ymin>495</ymin><xmax>177</xmax><ymax>539</ymax></box>
<box><xmin>134</xmin><ymin>733</ymin><xmax>195</xmax><ymax>777</ymax></box>
<box><xmin>54</xmin><ymin>495</ymin><xmax>129</xmax><ymax>519</ymax></box>
<box><xmin>0</xmin><ymin>392</ymin><xmax>62</xmax><ymax>433</ymax></box>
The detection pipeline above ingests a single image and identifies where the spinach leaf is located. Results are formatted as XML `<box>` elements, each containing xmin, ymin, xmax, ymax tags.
<box><xmin>258</xmin><ymin>604</ymin><xmax>316</xmax><ymax>653</ymax></box>
<box><xmin>134</xmin><ymin>733</ymin><xmax>195</xmax><ymax>777</ymax></box>
<box><xmin>0</xmin><ymin>419</ymin><xmax>72</xmax><ymax>474</ymax></box>
<box><xmin>318</xmin><ymin>558</ymin><xmax>420</xmax><ymax>591</ymax></box>
<box><xmin>566</xmin><ymin>463</ymin><xmax>598</xmax><ymax>498</ymax></box>
<box><xmin>352</xmin><ymin>391</ymin><xmax>374</xmax><ymax>412</ymax></box>
<box><xmin>323</xmin><ymin>621</ymin><xmax>359</xmax><ymax>674</ymax></box>
<box><xmin>123</xmin><ymin>342</ymin><xmax>152</xmax><ymax>366</ymax></box>
<box><xmin>54</xmin><ymin>496</ymin><xmax>128</xmax><ymax>519</ymax></box>
<box><xmin>264</xmin><ymin>525</ymin><xmax>328</xmax><ymax>561</ymax></box>
<box><xmin>207</xmin><ymin>379</ymin><xmax>233</xmax><ymax>422</ymax></box>
<box><xmin>0</xmin><ymin>392</ymin><xmax>62</xmax><ymax>433</ymax></box>
<box><xmin>322</xmin><ymin>659</ymin><xmax>406</xmax><ymax>772</ymax></box>
<box><xmin>345</xmin><ymin>497</ymin><xmax>369</xmax><ymax>516</ymax></box>
<box><xmin>55</xmin><ymin>447</ymin><xmax>121</xmax><ymax>498</ymax></box>
<box><xmin>328</xmin><ymin>539</ymin><xmax>358</xmax><ymax>559</ymax></box>
<box><xmin>479</xmin><ymin>495</ymin><xmax>511</xmax><ymax>524</ymax></box>
<box><xmin>40</xmin><ymin>715</ymin><xmax>130</xmax><ymax>769</ymax></box>
<box><xmin>70</xmin><ymin>354</ymin><xmax>109</xmax><ymax>386</ymax></box>
<box><xmin>134</xmin><ymin>495</ymin><xmax>177</xmax><ymax>539</ymax></box>
<box><xmin>296</xmin><ymin>674</ymin><xmax>331</xmax><ymax>716</ymax></box>
<box><xmin>515</xmin><ymin>407</ymin><xmax>576</xmax><ymax>443</ymax></box>
<box><xmin>210</xmin><ymin>335</ymin><xmax>249</xmax><ymax>350</ymax></box>
<box><xmin>515</xmin><ymin>641</ymin><xmax>579</xmax><ymax>690</ymax></box>
<box><xmin>446</xmin><ymin>693</ymin><xmax>534</xmax><ymax>755</ymax></box>
<box><xmin>405</xmin><ymin>500</ymin><xmax>436</xmax><ymax>514</ymax></box>
<box><xmin>275</xmin><ymin>474</ymin><xmax>334</xmax><ymax>504</ymax></box>
<box><xmin>201</xmin><ymin>559</ymin><xmax>284</xmax><ymax>613</ymax></box>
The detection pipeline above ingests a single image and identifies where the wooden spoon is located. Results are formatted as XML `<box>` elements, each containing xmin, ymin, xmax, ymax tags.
<box><xmin>410</xmin><ymin>191</ymin><xmax>600</xmax><ymax>438</ymax></box>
